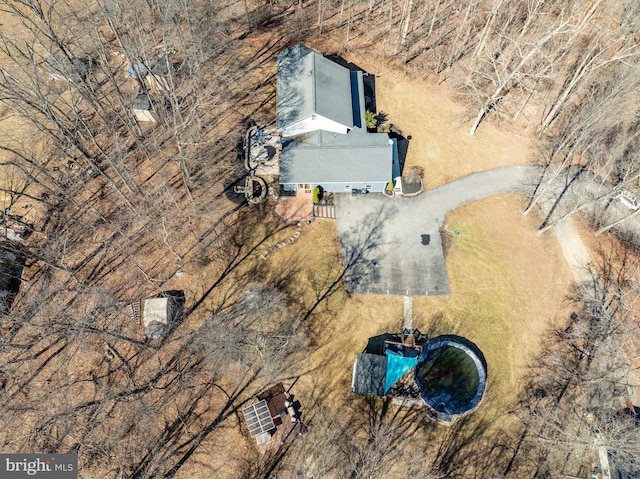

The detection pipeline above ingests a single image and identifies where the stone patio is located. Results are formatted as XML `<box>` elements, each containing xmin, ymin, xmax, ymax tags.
<box><xmin>275</xmin><ymin>190</ymin><xmax>313</xmax><ymax>222</ymax></box>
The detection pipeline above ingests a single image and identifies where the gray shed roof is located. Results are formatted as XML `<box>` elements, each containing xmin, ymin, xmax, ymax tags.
<box><xmin>45</xmin><ymin>55</ymin><xmax>87</xmax><ymax>82</ymax></box>
<box><xmin>143</xmin><ymin>297</ymin><xmax>171</xmax><ymax>339</ymax></box>
<box><xmin>276</xmin><ymin>44</ymin><xmax>354</xmax><ymax>131</ymax></box>
<box><xmin>279</xmin><ymin>133</ymin><xmax>395</xmax><ymax>185</ymax></box>
<box><xmin>353</xmin><ymin>353</ymin><xmax>387</xmax><ymax>396</ymax></box>
<box><xmin>126</xmin><ymin>59</ymin><xmax>172</xmax><ymax>78</ymax></box>
<box><xmin>133</xmin><ymin>94</ymin><xmax>152</xmax><ymax>111</ymax></box>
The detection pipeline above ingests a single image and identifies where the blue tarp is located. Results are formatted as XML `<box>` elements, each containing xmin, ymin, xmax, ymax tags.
<box><xmin>384</xmin><ymin>350</ymin><xmax>418</xmax><ymax>393</ymax></box>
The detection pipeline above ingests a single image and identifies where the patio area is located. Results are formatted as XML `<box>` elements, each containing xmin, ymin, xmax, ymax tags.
<box><xmin>275</xmin><ymin>190</ymin><xmax>313</xmax><ymax>222</ymax></box>
<box><xmin>246</xmin><ymin>126</ymin><xmax>281</xmax><ymax>176</ymax></box>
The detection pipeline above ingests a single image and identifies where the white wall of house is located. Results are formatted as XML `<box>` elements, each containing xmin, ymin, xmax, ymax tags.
<box><xmin>283</xmin><ymin>181</ymin><xmax>388</xmax><ymax>193</ymax></box>
<box><xmin>134</xmin><ymin>109</ymin><xmax>157</xmax><ymax>122</ymax></box>
<box><xmin>282</xmin><ymin>115</ymin><xmax>350</xmax><ymax>137</ymax></box>
<box><xmin>318</xmin><ymin>182</ymin><xmax>387</xmax><ymax>193</ymax></box>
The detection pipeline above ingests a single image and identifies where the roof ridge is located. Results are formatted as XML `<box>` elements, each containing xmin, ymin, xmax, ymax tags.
<box><xmin>311</xmin><ymin>52</ymin><xmax>317</xmax><ymax>116</ymax></box>
<box><xmin>290</xmin><ymin>143</ymin><xmax>392</xmax><ymax>150</ymax></box>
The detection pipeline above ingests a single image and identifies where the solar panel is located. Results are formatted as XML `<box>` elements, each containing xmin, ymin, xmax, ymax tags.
<box><xmin>242</xmin><ymin>400</ymin><xmax>275</xmax><ymax>437</ymax></box>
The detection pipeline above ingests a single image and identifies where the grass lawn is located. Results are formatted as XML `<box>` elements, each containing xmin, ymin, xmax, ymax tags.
<box><xmin>416</xmin><ymin>194</ymin><xmax>573</xmax><ymax>403</ymax></box>
<box><xmin>239</xmin><ymin>48</ymin><xmax>578</xmax><ymax>474</ymax></box>
<box><xmin>236</xmin><ymin>192</ymin><xmax>574</xmax><ymax>478</ymax></box>
<box><xmin>292</xmin><ymin>193</ymin><xmax>573</xmax><ymax>405</ymax></box>
<box><xmin>374</xmin><ymin>71</ymin><xmax>534</xmax><ymax>189</ymax></box>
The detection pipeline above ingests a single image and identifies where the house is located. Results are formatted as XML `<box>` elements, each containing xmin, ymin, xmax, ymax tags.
<box><xmin>241</xmin><ymin>383</ymin><xmax>304</xmax><ymax>453</ymax></box>
<box><xmin>126</xmin><ymin>59</ymin><xmax>173</xmax><ymax>91</ymax></box>
<box><xmin>132</xmin><ymin>94</ymin><xmax>157</xmax><ymax>122</ymax></box>
<box><xmin>276</xmin><ymin>45</ymin><xmax>400</xmax><ymax>197</ymax></box>
<box><xmin>45</xmin><ymin>55</ymin><xmax>88</xmax><ymax>82</ymax></box>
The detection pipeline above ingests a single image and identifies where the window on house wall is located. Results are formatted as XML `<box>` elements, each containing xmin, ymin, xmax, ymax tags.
<box><xmin>366</xmin><ymin>185</ymin><xmax>372</xmax><ymax>189</ymax></box>
<box><xmin>344</xmin><ymin>185</ymin><xmax>351</xmax><ymax>190</ymax></box>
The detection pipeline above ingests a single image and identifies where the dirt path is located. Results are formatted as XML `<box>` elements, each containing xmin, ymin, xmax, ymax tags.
<box><xmin>552</xmin><ymin>217</ymin><xmax>593</xmax><ymax>284</ymax></box>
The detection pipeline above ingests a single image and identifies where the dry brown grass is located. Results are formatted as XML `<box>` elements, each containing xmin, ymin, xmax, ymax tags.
<box><xmin>374</xmin><ymin>74</ymin><xmax>534</xmax><ymax>189</ymax></box>
<box><xmin>0</xmin><ymin>22</ymin><xmax>585</xmax><ymax>476</ymax></box>
<box><xmin>230</xmin><ymin>193</ymin><xmax>575</xmax><ymax>478</ymax></box>
<box><xmin>186</xmin><ymin>50</ymin><xmax>576</xmax><ymax>476</ymax></box>
<box><xmin>417</xmin><ymin>194</ymin><xmax>574</xmax><ymax>401</ymax></box>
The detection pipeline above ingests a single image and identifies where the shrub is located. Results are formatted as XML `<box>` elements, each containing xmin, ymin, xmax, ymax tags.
<box><xmin>405</xmin><ymin>166</ymin><xmax>424</xmax><ymax>184</ymax></box>
<box><xmin>313</xmin><ymin>186</ymin><xmax>323</xmax><ymax>204</ymax></box>
<box><xmin>365</xmin><ymin>110</ymin><xmax>377</xmax><ymax>130</ymax></box>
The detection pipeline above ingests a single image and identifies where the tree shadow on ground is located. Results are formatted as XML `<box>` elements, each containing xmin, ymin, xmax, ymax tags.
<box><xmin>430</xmin><ymin>412</ymin><xmax>501</xmax><ymax>477</ymax></box>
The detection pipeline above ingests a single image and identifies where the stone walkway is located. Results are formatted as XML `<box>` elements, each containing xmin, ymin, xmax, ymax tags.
<box><xmin>403</xmin><ymin>296</ymin><xmax>412</xmax><ymax>331</ymax></box>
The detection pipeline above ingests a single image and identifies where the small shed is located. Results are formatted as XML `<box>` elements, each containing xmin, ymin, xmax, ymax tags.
<box><xmin>45</xmin><ymin>55</ymin><xmax>87</xmax><ymax>82</ymax></box>
<box><xmin>143</xmin><ymin>297</ymin><xmax>172</xmax><ymax>339</ymax></box>
<box><xmin>352</xmin><ymin>353</ymin><xmax>387</xmax><ymax>396</ymax></box>
<box><xmin>132</xmin><ymin>94</ymin><xmax>157</xmax><ymax>122</ymax></box>
<box><xmin>126</xmin><ymin>59</ymin><xmax>173</xmax><ymax>91</ymax></box>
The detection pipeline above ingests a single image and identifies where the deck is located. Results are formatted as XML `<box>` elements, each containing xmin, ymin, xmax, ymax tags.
<box><xmin>246</xmin><ymin>126</ymin><xmax>280</xmax><ymax>176</ymax></box>
<box><xmin>254</xmin><ymin>383</ymin><xmax>305</xmax><ymax>453</ymax></box>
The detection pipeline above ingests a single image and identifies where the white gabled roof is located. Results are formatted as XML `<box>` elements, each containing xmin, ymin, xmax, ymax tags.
<box><xmin>143</xmin><ymin>297</ymin><xmax>169</xmax><ymax>327</ymax></box>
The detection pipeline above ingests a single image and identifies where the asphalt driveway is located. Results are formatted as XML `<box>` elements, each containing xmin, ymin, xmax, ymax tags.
<box><xmin>335</xmin><ymin>166</ymin><xmax>538</xmax><ymax>296</ymax></box>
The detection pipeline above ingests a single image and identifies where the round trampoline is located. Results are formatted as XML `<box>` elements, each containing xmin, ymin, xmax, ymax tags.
<box><xmin>415</xmin><ymin>335</ymin><xmax>487</xmax><ymax>418</ymax></box>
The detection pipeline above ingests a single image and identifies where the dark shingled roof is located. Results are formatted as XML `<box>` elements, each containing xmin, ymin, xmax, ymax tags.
<box><xmin>353</xmin><ymin>353</ymin><xmax>387</xmax><ymax>396</ymax></box>
<box><xmin>279</xmin><ymin>133</ymin><xmax>394</xmax><ymax>185</ymax></box>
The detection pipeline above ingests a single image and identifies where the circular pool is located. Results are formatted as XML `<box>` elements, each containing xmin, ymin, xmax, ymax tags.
<box><xmin>415</xmin><ymin>336</ymin><xmax>487</xmax><ymax>417</ymax></box>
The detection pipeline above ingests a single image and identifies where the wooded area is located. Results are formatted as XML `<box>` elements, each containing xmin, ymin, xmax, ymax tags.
<box><xmin>0</xmin><ymin>0</ymin><xmax>639</xmax><ymax>477</ymax></box>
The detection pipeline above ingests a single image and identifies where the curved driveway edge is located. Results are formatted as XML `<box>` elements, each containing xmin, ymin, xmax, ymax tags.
<box><xmin>335</xmin><ymin>166</ymin><xmax>541</xmax><ymax>296</ymax></box>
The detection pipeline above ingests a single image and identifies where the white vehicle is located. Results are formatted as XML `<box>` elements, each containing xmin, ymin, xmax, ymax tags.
<box><xmin>613</xmin><ymin>189</ymin><xmax>640</xmax><ymax>211</ymax></box>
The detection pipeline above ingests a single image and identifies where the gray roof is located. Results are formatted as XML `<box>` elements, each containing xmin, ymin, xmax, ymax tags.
<box><xmin>143</xmin><ymin>297</ymin><xmax>170</xmax><ymax>339</ymax></box>
<box><xmin>127</xmin><ymin>59</ymin><xmax>172</xmax><ymax>79</ymax></box>
<box><xmin>353</xmin><ymin>354</ymin><xmax>387</xmax><ymax>396</ymax></box>
<box><xmin>276</xmin><ymin>44</ymin><xmax>354</xmax><ymax>130</ymax></box>
<box><xmin>45</xmin><ymin>55</ymin><xmax>87</xmax><ymax>82</ymax></box>
<box><xmin>279</xmin><ymin>132</ymin><xmax>394</xmax><ymax>185</ymax></box>
<box><xmin>133</xmin><ymin>94</ymin><xmax>152</xmax><ymax>111</ymax></box>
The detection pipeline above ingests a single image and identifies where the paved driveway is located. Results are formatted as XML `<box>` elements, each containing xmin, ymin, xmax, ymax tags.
<box><xmin>335</xmin><ymin>166</ymin><xmax>539</xmax><ymax>296</ymax></box>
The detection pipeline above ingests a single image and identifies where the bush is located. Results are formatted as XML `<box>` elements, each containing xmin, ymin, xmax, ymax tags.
<box><xmin>313</xmin><ymin>186</ymin><xmax>323</xmax><ymax>204</ymax></box>
<box><xmin>365</xmin><ymin>110</ymin><xmax>377</xmax><ymax>130</ymax></box>
<box><xmin>405</xmin><ymin>166</ymin><xmax>424</xmax><ymax>184</ymax></box>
